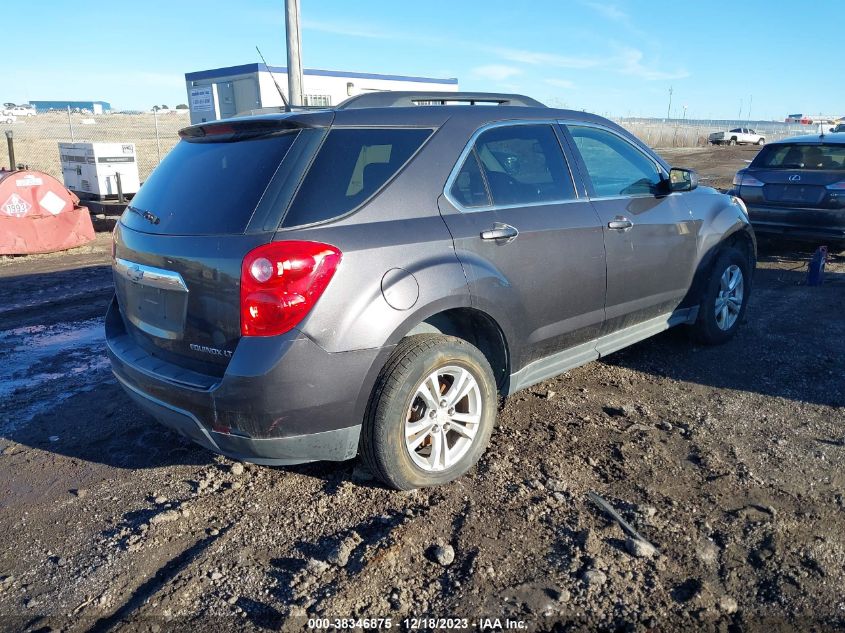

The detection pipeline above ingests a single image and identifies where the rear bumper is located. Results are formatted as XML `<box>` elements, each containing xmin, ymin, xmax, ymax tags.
<box><xmin>744</xmin><ymin>202</ymin><xmax>845</xmax><ymax>244</ymax></box>
<box><xmin>115</xmin><ymin>374</ymin><xmax>362</xmax><ymax>465</ymax></box>
<box><xmin>105</xmin><ymin>296</ymin><xmax>388</xmax><ymax>465</ymax></box>
<box><xmin>751</xmin><ymin>224</ymin><xmax>845</xmax><ymax>243</ymax></box>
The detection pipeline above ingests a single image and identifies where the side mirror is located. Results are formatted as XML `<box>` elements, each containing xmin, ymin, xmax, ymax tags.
<box><xmin>668</xmin><ymin>167</ymin><xmax>699</xmax><ymax>192</ymax></box>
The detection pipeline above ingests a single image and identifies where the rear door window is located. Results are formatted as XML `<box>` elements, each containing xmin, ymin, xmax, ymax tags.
<box><xmin>472</xmin><ymin>124</ymin><xmax>575</xmax><ymax>206</ymax></box>
<box><xmin>122</xmin><ymin>132</ymin><xmax>298</xmax><ymax>235</ymax></box>
<box><xmin>450</xmin><ymin>150</ymin><xmax>491</xmax><ymax>208</ymax></box>
<box><xmin>567</xmin><ymin>125</ymin><xmax>663</xmax><ymax>197</ymax></box>
<box><xmin>282</xmin><ymin>128</ymin><xmax>432</xmax><ymax>227</ymax></box>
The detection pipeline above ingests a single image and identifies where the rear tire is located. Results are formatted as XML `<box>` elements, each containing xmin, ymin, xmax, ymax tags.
<box><xmin>757</xmin><ymin>138</ymin><xmax>765</xmax><ymax>145</ymax></box>
<box><xmin>690</xmin><ymin>247</ymin><xmax>751</xmax><ymax>345</ymax></box>
<box><xmin>729</xmin><ymin>138</ymin><xmax>737</xmax><ymax>146</ymax></box>
<box><xmin>360</xmin><ymin>334</ymin><xmax>497</xmax><ymax>490</ymax></box>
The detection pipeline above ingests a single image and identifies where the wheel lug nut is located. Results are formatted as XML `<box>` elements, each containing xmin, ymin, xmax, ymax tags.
<box><xmin>448</xmin><ymin>407</ymin><xmax>455</xmax><ymax>415</ymax></box>
<box><xmin>429</xmin><ymin>410</ymin><xmax>437</xmax><ymax>419</ymax></box>
<box><xmin>439</xmin><ymin>399</ymin><xmax>448</xmax><ymax>408</ymax></box>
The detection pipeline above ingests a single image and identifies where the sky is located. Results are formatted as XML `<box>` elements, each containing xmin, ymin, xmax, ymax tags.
<box><xmin>2</xmin><ymin>0</ymin><xmax>843</xmax><ymax>120</ymax></box>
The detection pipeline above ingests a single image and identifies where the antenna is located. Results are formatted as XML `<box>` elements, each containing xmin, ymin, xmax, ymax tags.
<box><xmin>256</xmin><ymin>46</ymin><xmax>291</xmax><ymax>113</ymax></box>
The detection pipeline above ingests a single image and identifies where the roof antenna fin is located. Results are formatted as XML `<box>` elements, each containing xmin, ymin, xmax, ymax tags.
<box><xmin>256</xmin><ymin>46</ymin><xmax>291</xmax><ymax>113</ymax></box>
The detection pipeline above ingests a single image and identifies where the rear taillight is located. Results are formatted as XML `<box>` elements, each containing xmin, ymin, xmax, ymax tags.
<box><xmin>240</xmin><ymin>241</ymin><xmax>342</xmax><ymax>337</ymax></box>
<box><xmin>826</xmin><ymin>181</ymin><xmax>845</xmax><ymax>191</ymax></box>
<box><xmin>733</xmin><ymin>171</ymin><xmax>764</xmax><ymax>187</ymax></box>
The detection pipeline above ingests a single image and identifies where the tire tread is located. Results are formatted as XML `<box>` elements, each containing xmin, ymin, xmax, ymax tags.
<box><xmin>360</xmin><ymin>334</ymin><xmax>494</xmax><ymax>489</ymax></box>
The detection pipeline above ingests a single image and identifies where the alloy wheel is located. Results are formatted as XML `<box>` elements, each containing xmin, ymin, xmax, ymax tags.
<box><xmin>714</xmin><ymin>264</ymin><xmax>744</xmax><ymax>331</ymax></box>
<box><xmin>404</xmin><ymin>365</ymin><xmax>482</xmax><ymax>472</ymax></box>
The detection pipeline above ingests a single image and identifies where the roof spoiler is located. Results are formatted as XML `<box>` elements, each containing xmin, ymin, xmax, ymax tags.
<box><xmin>178</xmin><ymin>112</ymin><xmax>331</xmax><ymax>139</ymax></box>
<box><xmin>337</xmin><ymin>91</ymin><xmax>546</xmax><ymax>109</ymax></box>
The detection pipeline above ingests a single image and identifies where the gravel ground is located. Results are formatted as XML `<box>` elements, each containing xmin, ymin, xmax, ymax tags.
<box><xmin>0</xmin><ymin>148</ymin><xmax>843</xmax><ymax>632</ymax></box>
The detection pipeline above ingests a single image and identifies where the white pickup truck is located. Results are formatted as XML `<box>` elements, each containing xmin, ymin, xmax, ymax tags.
<box><xmin>708</xmin><ymin>127</ymin><xmax>766</xmax><ymax>146</ymax></box>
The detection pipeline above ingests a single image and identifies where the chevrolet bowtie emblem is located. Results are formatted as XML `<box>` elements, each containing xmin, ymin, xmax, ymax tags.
<box><xmin>126</xmin><ymin>265</ymin><xmax>145</xmax><ymax>282</ymax></box>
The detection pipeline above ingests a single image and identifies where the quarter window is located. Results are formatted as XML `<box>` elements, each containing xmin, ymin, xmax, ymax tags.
<box><xmin>568</xmin><ymin>126</ymin><xmax>663</xmax><ymax>197</ymax></box>
<box><xmin>283</xmin><ymin>128</ymin><xmax>432</xmax><ymax>227</ymax></box>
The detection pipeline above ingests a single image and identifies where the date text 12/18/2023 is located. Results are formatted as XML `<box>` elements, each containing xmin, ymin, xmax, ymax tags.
<box><xmin>306</xmin><ymin>617</ymin><xmax>529</xmax><ymax>630</ymax></box>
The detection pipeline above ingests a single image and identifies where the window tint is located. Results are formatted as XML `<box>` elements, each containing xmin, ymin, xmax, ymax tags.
<box><xmin>568</xmin><ymin>126</ymin><xmax>662</xmax><ymax>197</ymax></box>
<box><xmin>121</xmin><ymin>132</ymin><xmax>297</xmax><ymax>235</ymax></box>
<box><xmin>473</xmin><ymin>125</ymin><xmax>575</xmax><ymax>206</ymax></box>
<box><xmin>450</xmin><ymin>150</ymin><xmax>491</xmax><ymax>207</ymax></box>
<box><xmin>752</xmin><ymin>143</ymin><xmax>845</xmax><ymax>170</ymax></box>
<box><xmin>283</xmin><ymin>128</ymin><xmax>431</xmax><ymax>227</ymax></box>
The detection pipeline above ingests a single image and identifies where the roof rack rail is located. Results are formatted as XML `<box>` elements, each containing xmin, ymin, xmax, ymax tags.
<box><xmin>337</xmin><ymin>91</ymin><xmax>546</xmax><ymax>109</ymax></box>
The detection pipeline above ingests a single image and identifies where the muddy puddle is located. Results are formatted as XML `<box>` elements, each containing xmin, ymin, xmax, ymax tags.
<box><xmin>0</xmin><ymin>317</ymin><xmax>108</xmax><ymax>431</ymax></box>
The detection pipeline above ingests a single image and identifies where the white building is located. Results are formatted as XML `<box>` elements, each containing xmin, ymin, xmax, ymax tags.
<box><xmin>184</xmin><ymin>64</ymin><xmax>459</xmax><ymax>124</ymax></box>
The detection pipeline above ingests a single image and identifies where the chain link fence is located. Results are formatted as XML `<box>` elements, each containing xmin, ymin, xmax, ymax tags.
<box><xmin>2</xmin><ymin>110</ymin><xmax>189</xmax><ymax>182</ymax></box>
<box><xmin>613</xmin><ymin>118</ymin><xmax>819</xmax><ymax>149</ymax></box>
<box><xmin>1</xmin><ymin>109</ymin><xmax>827</xmax><ymax>184</ymax></box>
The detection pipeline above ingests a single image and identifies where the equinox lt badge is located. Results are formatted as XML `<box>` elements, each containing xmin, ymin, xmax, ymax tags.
<box><xmin>190</xmin><ymin>344</ymin><xmax>233</xmax><ymax>358</ymax></box>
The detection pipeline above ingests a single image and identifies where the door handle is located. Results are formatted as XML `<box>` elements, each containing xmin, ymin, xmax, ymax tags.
<box><xmin>607</xmin><ymin>218</ymin><xmax>633</xmax><ymax>230</ymax></box>
<box><xmin>480</xmin><ymin>223</ymin><xmax>519</xmax><ymax>242</ymax></box>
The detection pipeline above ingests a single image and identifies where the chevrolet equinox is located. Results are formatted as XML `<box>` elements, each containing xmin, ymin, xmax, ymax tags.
<box><xmin>106</xmin><ymin>92</ymin><xmax>756</xmax><ymax>489</ymax></box>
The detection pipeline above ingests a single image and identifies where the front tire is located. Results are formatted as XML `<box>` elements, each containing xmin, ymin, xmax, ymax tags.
<box><xmin>690</xmin><ymin>247</ymin><xmax>751</xmax><ymax>345</ymax></box>
<box><xmin>757</xmin><ymin>138</ymin><xmax>765</xmax><ymax>145</ymax></box>
<box><xmin>361</xmin><ymin>334</ymin><xmax>497</xmax><ymax>490</ymax></box>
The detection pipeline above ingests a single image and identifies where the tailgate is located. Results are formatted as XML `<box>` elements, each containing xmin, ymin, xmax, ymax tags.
<box><xmin>110</xmin><ymin>118</ymin><xmax>328</xmax><ymax>374</ymax></box>
<box><xmin>113</xmin><ymin>226</ymin><xmax>272</xmax><ymax>374</ymax></box>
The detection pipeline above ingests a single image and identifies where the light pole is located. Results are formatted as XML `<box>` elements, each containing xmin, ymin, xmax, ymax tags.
<box><xmin>667</xmin><ymin>86</ymin><xmax>673</xmax><ymax>120</ymax></box>
<box><xmin>285</xmin><ymin>0</ymin><xmax>304</xmax><ymax>107</ymax></box>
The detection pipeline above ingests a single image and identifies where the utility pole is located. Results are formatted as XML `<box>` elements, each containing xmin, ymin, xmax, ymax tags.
<box><xmin>667</xmin><ymin>86</ymin><xmax>673</xmax><ymax>120</ymax></box>
<box><xmin>747</xmin><ymin>94</ymin><xmax>753</xmax><ymax>122</ymax></box>
<box><xmin>285</xmin><ymin>0</ymin><xmax>304</xmax><ymax>107</ymax></box>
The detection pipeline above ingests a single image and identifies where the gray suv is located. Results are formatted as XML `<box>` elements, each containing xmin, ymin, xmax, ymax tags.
<box><xmin>106</xmin><ymin>92</ymin><xmax>756</xmax><ymax>489</ymax></box>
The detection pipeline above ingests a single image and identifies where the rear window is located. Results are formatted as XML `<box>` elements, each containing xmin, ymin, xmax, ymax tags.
<box><xmin>282</xmin><ymin>128</ymin><xmax>432</xmax><ymax>227</ymax></box>
<box><xmin>122</xmin><ymin>133</ymin><xmax>297</xmax><ymax>235</ymax></box>
<box><xmin>753</xmin><ymin>143</ymin><xmax>845</xmax><ymax>171</ymax></box>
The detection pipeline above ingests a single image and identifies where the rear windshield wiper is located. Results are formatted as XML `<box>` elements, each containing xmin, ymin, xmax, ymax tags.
<box><xmin>126</xmin><ymin>205</ymin><xmax>161</xmax><ymax>225</ymax></box>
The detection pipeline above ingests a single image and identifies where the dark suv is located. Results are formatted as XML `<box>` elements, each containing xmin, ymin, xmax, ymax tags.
<box><xmin>107</xmin><ymin>92</ymin><xmax>756</xmax><ymax>489</ymax></box>
<box><xmin>732</xmin><ymin>133</ymin><xmax>845</xmax><ymax>247</ymax></box>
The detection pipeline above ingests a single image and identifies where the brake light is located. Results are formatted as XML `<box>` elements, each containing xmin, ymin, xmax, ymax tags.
<box><xmin>826</xmin><ymin>181</ymin><xmax>845</xmax><ymax>190</ymax></box>
<box><xmin>733</xmin><ymin>171</ymin><xmax>764</xmax><ymax>187</ymax></box>
<box><xmin>240</xmin><ymin>241</ymin><xmax>342</xmax><ymax>336</ymax></box>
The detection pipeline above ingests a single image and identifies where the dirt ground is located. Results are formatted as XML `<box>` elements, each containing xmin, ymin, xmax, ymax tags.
<box><xmin>1</xmin><ymin>147</ymin><xmax>843</xmax><ymax>632</ymax></box>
